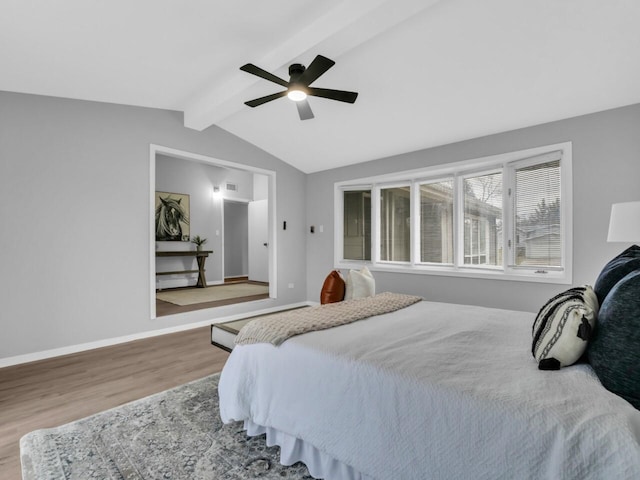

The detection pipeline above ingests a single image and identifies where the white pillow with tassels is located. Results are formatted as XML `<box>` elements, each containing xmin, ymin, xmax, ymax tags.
<box><xmin>532</xmin><ymin>285</ymin><xmax>599</xmax><ymax>370</ymax></box>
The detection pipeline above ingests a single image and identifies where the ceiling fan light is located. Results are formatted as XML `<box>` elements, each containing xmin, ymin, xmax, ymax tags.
<box><xmin>287</xmin><ymin>89</ymin><xmax>307</xmax><ymax>102</ymax></box>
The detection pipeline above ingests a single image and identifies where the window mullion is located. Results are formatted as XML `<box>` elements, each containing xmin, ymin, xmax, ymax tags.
<box><xmin>411</xmin><ymin>181</ymin><xmax>419</xmax><ymax>266</ymax></box>
<box><xmin>371</xmin><ymin>185</ymin><xmax>381</xmax><ymax>266</ymax></box>
<box><xmin>503</xmin><ymin>165</ymin><xmax>514</xmax><ymax>270</ymax></box>
<box><xmin>454</xmin><ymin>174</ymin><xmax>463</xmax><ymax>269</ymax></box>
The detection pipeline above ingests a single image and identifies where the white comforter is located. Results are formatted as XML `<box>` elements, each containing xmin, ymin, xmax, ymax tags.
<box><xmin>219</xmin><ymin>300</ymin><xmax>640</xmax><ymax>480</ymax></box>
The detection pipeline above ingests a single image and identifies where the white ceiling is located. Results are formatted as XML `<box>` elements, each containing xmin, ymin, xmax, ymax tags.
<box><xmin>2</xmin><ymin>0</ymin><xmax>640</xmax><ymax>173</ymax></box>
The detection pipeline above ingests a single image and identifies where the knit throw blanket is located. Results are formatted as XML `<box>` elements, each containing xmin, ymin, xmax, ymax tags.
<box><xmin>235</xmin><ymin>292</ymin><xmax>422</xmax><ymax>346</ymax></box>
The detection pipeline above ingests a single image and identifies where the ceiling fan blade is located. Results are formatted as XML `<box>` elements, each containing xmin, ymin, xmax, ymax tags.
<box><xmin>240</xmin><ymin>63</ymin><xmax>289</xmax><ymax>88</ymax></box>
<box><xmin>298</xmin><ymin>55</ymin><xmax>335</xmax><ymax>86</ymax></box>
<box><xmin>296</xmin><ymin>99</ymin><xmax>314</xmax><ymax>121</ymax></box>
<box><xmin>308</xmin><ymin>87</ymin><xmax>358</xmax><ymax>104</ymax></box>
<box><xmin>244</xmin><ymin>91</ymin><xmax>287</xmax><ymax>107</ymax></box>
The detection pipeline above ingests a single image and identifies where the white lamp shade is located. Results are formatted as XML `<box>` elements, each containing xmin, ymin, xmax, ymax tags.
<box><xmin>607</xmin><ymin>201</ymin><xmax>640</xmax><ymax>242</ymax></box>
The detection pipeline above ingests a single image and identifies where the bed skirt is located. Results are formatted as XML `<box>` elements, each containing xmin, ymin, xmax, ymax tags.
<box><xmin>244</xmin><ymin>419</ymin><xmax>374</xmax><ymax>480</ymax></box>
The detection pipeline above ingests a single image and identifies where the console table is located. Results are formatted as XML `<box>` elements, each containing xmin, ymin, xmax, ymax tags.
<box><xmin>156</xmin><ymin>250</ymin><xmax>213</xmax><ymax>288</ymax></box>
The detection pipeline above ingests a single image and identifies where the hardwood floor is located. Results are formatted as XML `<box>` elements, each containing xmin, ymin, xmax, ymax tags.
<box><xmin>0</xmin><ymin>326</ymin><xmax>229</xmax><ymax>479</ymax></box>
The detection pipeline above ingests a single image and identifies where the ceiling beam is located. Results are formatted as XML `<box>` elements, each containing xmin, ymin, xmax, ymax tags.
<box><xmin>183</xmin><ymin>0</ymin><xmax>442</xmax><ymax>131</ymax></box>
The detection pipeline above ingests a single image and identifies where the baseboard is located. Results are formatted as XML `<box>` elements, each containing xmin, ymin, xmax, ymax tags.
<box><xmin>156</xmin><ymin>276</ymin><xmax>195</xmax><ymax>290</ymax></box>
<box><xmin>156</xmin><ymin>278</ymin><xmax>223</xmax><ymax>290</ymax></box>
<box><xmin>224</xmin><ymin>275</ymin><xmax>248</xmax><ymax>281</ymax></box>
<box><xmin>0</xmin><ymin>301</ymin><xmax>316</xmax><ymax>369</ymax></box>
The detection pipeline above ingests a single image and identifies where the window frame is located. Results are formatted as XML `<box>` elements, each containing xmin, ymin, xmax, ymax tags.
<box><xmin>458</xmin><ymin>167</ymin><xmax>504</xmax><ymax>271</ymax></box>
<box><xmin>340</xmin><ymin>185</ymin><xmax>373</xmax><ymax>262</ymax></box>
<box><xmin>415</xmin><ymin>176</ymin><xmax>455</xmax><ymax>266</ymax></box>
<box><xmin>334</xmin><ymin>142</ymin><xmax>573</xmax><ymax>284</ymax></box>
<box><xmin>377</xmin><ymin>182</ymin><xmax>413</xmax><ymax>265</ymax></box>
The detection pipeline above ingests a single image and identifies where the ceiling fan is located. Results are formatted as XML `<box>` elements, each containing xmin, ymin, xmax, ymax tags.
<box><xmin>240</xmin><ymin>55</ymin><xmax>358</xmax><ymax>120</ymax></box>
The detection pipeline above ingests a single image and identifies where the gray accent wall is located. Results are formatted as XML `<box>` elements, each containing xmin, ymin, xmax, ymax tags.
<box><xmin>2</xmin><ymin>88</ymin><xmax>639</xmax><ymax>362</ymax></box>
<box><xmin>0</xmin><ymin>91</ymin><xmax>307</xmax><ymax>360</ymax></box>
<box><xmin>306</xmin><ymin>104</ymin><xmax>640</xmax><ymax>312</ymax></box>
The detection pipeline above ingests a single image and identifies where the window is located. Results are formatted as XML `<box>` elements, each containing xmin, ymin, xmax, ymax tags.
<box><xmin>463</xmin><ymin>172</ymin><xmax>502</xmax><ymax>267</ymax></box>
<box><xmin>513</xmin><ymin>159</ymin><xmax>561</xmax><ymax>268</ymax></box>
<box><xmin>380</xmin><ymin>186</ymin><xmax>411</xmax><ymax>262</ymax></box>
<box><xmin>343</xmin><ymin>190</ymin><xmax>371</xmax><ymax>261</ymax></box>
<box><xmin>419</xmin><ymin>180</ymin><xmax>453</xmax><ymax>264</ymax></box>
<box><xmin>335</xmin><ymin>143</ymin><xmax>572</xmax><ymax>284</ymax></box>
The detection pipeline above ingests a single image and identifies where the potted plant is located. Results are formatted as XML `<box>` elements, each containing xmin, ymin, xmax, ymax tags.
<box><xmin>191</xmin><ymin>235</ymin><xmax>207</xmax><ymax>251</ymax></box>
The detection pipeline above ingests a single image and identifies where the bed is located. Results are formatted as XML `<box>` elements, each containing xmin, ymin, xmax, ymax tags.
<box><xmin>218</xmin><ymin>298</ymin><xmax>640</xmax><ymax>479</ymax></box>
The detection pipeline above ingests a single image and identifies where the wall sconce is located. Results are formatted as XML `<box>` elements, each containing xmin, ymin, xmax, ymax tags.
<box><xmin>212</xmin><ymin>185</ymin><xmax>222</xmax><ymax>200</ymax></box>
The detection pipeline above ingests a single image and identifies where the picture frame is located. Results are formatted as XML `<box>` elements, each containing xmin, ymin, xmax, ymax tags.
<box><xmin>155</xmin><ymin>191</ymin><xmax>190</xmax><ymax>241</ymax></box>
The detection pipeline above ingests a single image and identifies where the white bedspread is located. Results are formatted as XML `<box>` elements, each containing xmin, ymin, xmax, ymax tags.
<box><xmin>219</xmin><ymin>301</ymin><xmax>640</xmax><ymax>480</ymax></box>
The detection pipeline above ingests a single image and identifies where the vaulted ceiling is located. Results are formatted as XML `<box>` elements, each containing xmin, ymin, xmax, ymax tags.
<box><xmin>2</xmin><ymin>0</ymin><xmax>640</xmax><ymax>173</ymax></box>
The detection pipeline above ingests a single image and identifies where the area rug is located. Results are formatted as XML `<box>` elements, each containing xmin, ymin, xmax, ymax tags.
<box><xmin>20</xmin><ymin>374</ymin><xmax>314</xmax><ymax>479</ymax></box>
<box><xmin>157</xmin><ymin>283</ymin><xmax>269</xmax><ymax>306</ymax></box>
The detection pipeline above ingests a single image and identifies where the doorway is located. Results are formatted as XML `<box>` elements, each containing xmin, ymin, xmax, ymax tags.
<box><xmin>150</xmin><ymin>145</ymin><xmax>276</xmax><ymax>319</ymax></box>
<box><xmin>223</xmin><ymin>200</ymin><xmax>249</xmax><ymax>280</ymax></box>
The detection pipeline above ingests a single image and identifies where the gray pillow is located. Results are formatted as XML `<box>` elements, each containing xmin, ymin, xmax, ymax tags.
<box><xmin>588</xmin><ymin>269</ymin><xmax>640</xmax><ymax>409</ymax></box>
<box><xmin>593</xmin><ymin>245</ymin><xmax>640</xmax><ymax>305</ymax></box>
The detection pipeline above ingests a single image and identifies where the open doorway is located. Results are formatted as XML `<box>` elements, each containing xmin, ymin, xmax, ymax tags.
<box><xmin>223</xmin><ymin>200</ymin><xmax>249</xmax><ymax>282</ymax></box>
<box><xmin>218</xmin><ymin>198</ymin><xmax>270</xmax><ymax>304</ymax></box>
<box><xmin>150</xmin><ymin>145</ymin><xmax>275</xmax><ymax>319</ymax></box>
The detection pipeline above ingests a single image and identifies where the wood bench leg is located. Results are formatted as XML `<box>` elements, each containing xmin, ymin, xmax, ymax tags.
<box><xmin>196</xmin><ymin>256</ymin><xmax>207</xmax><ymax>288</ymax></box>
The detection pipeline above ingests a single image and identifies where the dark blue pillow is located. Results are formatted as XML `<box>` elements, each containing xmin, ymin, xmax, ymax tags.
<box><xmin>593</xmin><ymin>245</ymin><xmax>640</xmax><ymax>305</ymax></box>
<box><xmin>588</xmin><ymin>269</ymin><xmax>640</xmax><ymax>409</ymax></box>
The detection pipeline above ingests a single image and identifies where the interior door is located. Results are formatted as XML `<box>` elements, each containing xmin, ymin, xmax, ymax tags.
<box><xmin>248</xmin><ymin>199</ymin><xmax>269</xmax><ymax>283</ymax></box>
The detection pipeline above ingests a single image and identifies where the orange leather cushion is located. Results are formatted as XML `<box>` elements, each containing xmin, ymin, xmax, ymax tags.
<box><xmin>320</xmin><ymin>270</ymin><xmax>345</xmax><ymax>304</ymax></box>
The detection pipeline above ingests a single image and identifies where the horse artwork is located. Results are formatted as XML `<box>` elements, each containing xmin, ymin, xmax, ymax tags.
<box><xmin>155</xmin><ymin>191</ymin><xmax>190</xmax><ymax>241</ymax></box>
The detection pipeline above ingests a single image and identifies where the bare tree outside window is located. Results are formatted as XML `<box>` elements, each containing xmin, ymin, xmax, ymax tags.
<box><xmin>463</xmin><ymin>173</ymin><xmax>502</xmax><ymax>266</ymax></box>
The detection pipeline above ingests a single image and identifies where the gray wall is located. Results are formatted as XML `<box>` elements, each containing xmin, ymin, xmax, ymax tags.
<box><xmin>0</xmin><ymin>91</ymin><xmax>307</xmax><ymax>360</ymax></box>
<box><xmin>2</xmin><ymin>88</ymin><xmax>638</xmax><ymax>362</ymax></box>
<box><xmin>224</xmin><ymin>201</ymin><xmax>249</xmax><ymax>278</ymax></box>
<box><xmin>306</xmin><ymin>103</ymin><xmax>640</xmax><ymax>312</ymax></box>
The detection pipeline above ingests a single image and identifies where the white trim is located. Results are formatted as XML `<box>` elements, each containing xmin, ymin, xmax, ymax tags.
<box><xmin>411</xmin><ymin>180</ymin><xmax>420</xmax><ymax>266</ymax></box>
<box><xmin>268</xmin><ymin>173</ymin><xmax>277</xmax><ymax>299</ymax></box>
<box><xmin>334</xmin><ymin>187</ymin><xmax>344</xmax><ymax>265</ymax></box>
<box><xmin>334</xmin><ymin>142</ymin><xmax>570</xmax><ymax>188</ymax></box>
<box><xmin>149</xmin><ymin>144</ymin><xmax>156</xmax><ymax>319</ymax></box>
<box><xmin>220</xmin><ymin>197</ymin><xmax>225</xmax><ymax>281</ymax></box>
<box><xmin>337</xmin><ymin>261</ymin><xmax>568</xmax><ymax>283</ymax></box>
<box><xmin>156</xmin><ymin>277</ymin><xmax>225</xmax><ymax>290</ymax></box>
<box><xmin>334</xmin><ymin>142</ymin><xmax>573</xmax><ymax>285</ymax></box>
<box><xmin>150</xmin><ymin>144</ymin><xmax>278</xmax><ymax>319</ymax></box>
<box><xmin>372</xmin><ymin>187</ymin><xmax>381</xmax><ymax>263</ymax></box>
<box><xmin>0</xmin><ymin>302</ymin><xmax>315</xmax><ymax>368</ymax></box>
